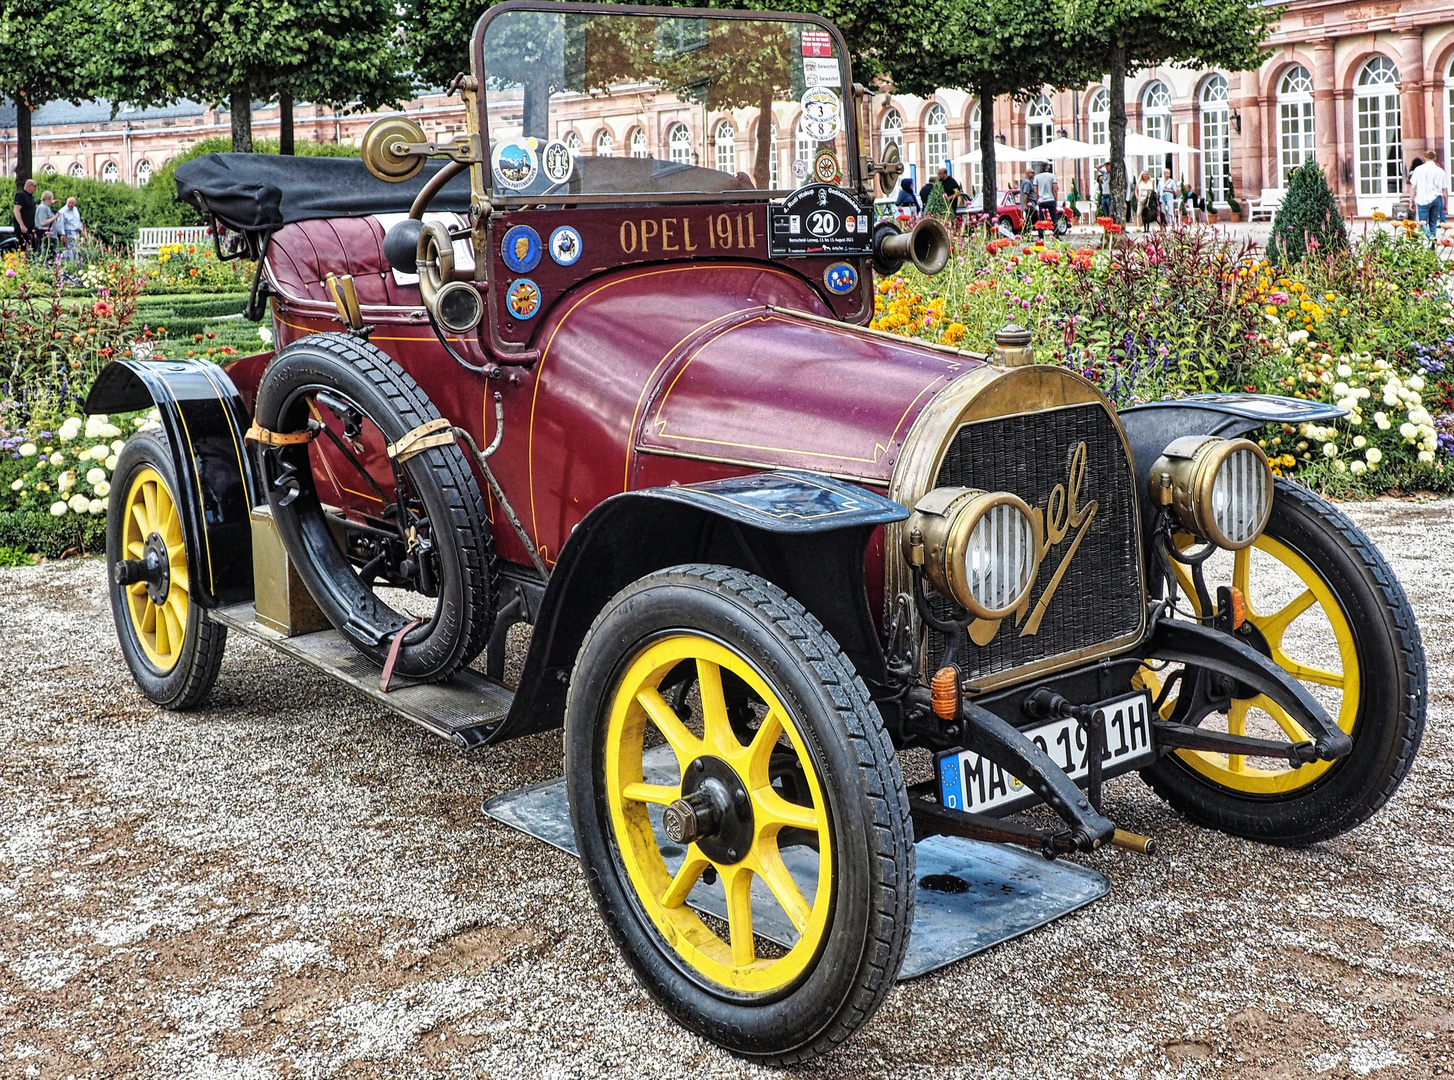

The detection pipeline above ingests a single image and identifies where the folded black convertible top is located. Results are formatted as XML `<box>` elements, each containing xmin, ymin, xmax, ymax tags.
<box><xmin>175</xmin><ymin>153</ymin><xmax>473</xmax><ymax>232</ymax></box>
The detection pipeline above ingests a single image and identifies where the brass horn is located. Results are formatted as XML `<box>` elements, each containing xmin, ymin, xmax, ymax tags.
<box><xmin>873</xmin><ymin>216</ymin><xmax>952</xmax><ymax>276</ymax></box>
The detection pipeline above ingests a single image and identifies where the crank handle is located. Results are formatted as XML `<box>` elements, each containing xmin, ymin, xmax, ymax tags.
<box><xmin>480</xmin><ymin>392</ymin><xmax>505</xmax><ymax>459</ymax></box>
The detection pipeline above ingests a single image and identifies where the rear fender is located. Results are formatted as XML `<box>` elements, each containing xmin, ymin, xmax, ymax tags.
<box><xmin>1118</xmin><ymin>393</ymin><xmax>1346</xmax><ymax>588</ymax></box>
<box><xmin>85</xmin><ymin>358</ymin><xmax>259</xmax><ymax>608</ymax></box>
<box><xmin>490</xmin><ymin>471</ymin><xmax>908</xmax><ymax>744</ymax></box>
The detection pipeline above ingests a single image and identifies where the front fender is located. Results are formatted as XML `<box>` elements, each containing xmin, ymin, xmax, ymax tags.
<box><xmin>488</xmin><ymin>470</ymin><xmax>908</xmax><ymax>745</ymax></box>
<box><xmin>85</xmin><ymin>358</ymin><xmax>259</xmax><ymax>608</ymax></box>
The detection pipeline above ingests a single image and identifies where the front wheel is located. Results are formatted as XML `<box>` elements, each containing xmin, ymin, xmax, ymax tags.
<box><xmin>565</xmin><ymin>565</ymin><xmax>914</xmax><ymax>1065</ymax></box>
<box><xmin>1140</xmin><ymin>479</ymin><xmax>1425</xmax><ymax>845</ymax></box>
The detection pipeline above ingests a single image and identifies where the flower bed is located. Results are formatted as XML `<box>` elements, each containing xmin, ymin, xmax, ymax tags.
<box><xmin>878</xmin><ymin>224</ymin><xmax>1454</xmax><ymax>495</ymax></box>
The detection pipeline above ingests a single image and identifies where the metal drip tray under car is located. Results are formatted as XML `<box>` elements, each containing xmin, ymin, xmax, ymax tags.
<box><xmin>484</xmin><ymin>744</ymin><xmax>1109</xmax><ymax>980</ymax></box>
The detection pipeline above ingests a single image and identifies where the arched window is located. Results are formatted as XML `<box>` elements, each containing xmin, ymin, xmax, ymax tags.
<box><xmin>1447</xmin><ymin>58</ymin><xmax>1454</xmax><ymax>175</ymax></box>
<box><xmin>1200</xmin><ymin>75</ymin><xmax>1231</xmax><ymax>205</ymax></box>
<box><xmin>1278</xmin><ymin>65</ymin><xmax>1315</xmax><ymax>181</ymax></box>
<box><xmin>967</xmin><ymin>101</ymin><xmax>982</xmax><ymax>196</ymax></box>
<box><xmin>668</xmin><ymin>122</ymin><xmax>692</xmax><ymax>165</ymax></box>
<box><xmin>101</xmin><ymin>161</ymin><xmax>119</xmax><ymax>183</ymax></box>
<box><xmin>715</xmin><ymin>120</ymin><xmax>736</xmax><ymax>173</ymax></box>
<box><xmin>1140</xmin><ymin>81</ymin><xmax>1171</xmax><ymax>142</ymax></box>
<box><xmin>629</xmin><ymin>128</ymin><xmax>648</xmax><ymax>158</ymax></box>
<box><xmin>924</xmin><ymin>103</ymin><xmax>949</xmax><ymax>173</ymax></box>
<box><xmin>595</xmin><ymin>129</ymin><xmax>614</xmax><ymax>157</ymax></box>
<box><xmin>40</xmin><ymin>163</ymin><xmax>56</xmax><ymax>175</ymax></box>
<box><xmin>768</xmin><ymin>123</ymin><xmax>779</xmax><ymax>188</ymax></box>
<box><xmin>881</xmin><ymin>107</ymin><xmax>903</xmax><ymax>157</ymax></box>
<box><xmin>1089</xmin><ymin>88</ymin><xmax>1109</xmax><ymax>170</ymax></box>
<box><xmin>67</xmin><ymin>163</ymin><xmax>84</xmax><ymax>178</ymax></box>
<box><xmin>1027</xmin><ymin>94</ymin><xmax>1054</xmax><ymax>149</ymax></box>
<box><xmin>565</xmin><ymin>131</ymin><xmax>582</xmax><ymax>154</ymax></box>
<box><xmin>794</xmin><ymin>120</ymin><xmax>813</xmax><ymax>185</ymax></box>
<box><xmin>1355</xmin><ymin>57</ymin><xmax>1401</xmax><ymax>200</ymax></box>
<box><xmin>135</xmin><ymin>159</ymin><xmax>152</xmax><ymax>186</ymax></box>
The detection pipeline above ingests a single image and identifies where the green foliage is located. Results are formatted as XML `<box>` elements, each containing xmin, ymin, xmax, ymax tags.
<box><xmin>923</xmin><ymin>180</ymin><xmax>952</xmax><ymax>221</ymax></box>
<box><xmin>0</xmin><ymin>0</ymin><xmax>88</xmax><ymax>179</ymax></box>
<box><xmin>0</xmin><ymin>175</ymin><xmax>143</xmax><ymax>246</ymax></box>
<box><xmin>0</xmin><ymin>511</ymin><xmax>107</xmax><ymax>557</ymax></box>
<box><xmin>0</xmin><ymin>544</ymin><xmax>32</xmax><ymax>566</ymax></box>
<box><xmin>1268</xmin><ymin>162</ymin><xmax>1348</xmax><ymax>266</ymax></box>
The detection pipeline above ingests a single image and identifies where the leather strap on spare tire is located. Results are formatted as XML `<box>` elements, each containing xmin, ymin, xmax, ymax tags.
<box><xmin>252</xmin><ymin>332</ymin><xmax>496</xmax><ymax>683</ymax></box>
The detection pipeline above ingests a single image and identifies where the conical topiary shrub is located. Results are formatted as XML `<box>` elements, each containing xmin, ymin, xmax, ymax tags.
<box><xmin>1268</xmin><ymin>161</ymin><xmax>1347</xmax><ymax>265</ymax></box>
<box><xmin>923</xmin><ymin>180</ymin><xmax>952</xmax><ymax>222</ymax></box>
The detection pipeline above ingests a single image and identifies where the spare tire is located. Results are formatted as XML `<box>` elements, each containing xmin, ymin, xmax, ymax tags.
<box><xmin>253</xmin><ymin>332</ymin><xmax>495</xmax><ymax>682</ymax></box>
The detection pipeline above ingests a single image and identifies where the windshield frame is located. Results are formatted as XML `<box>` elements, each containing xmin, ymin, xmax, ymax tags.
<box><xmin>470</xmin><ymin>0</ymin><xmax>860</xmax><ymax>207</ymax></box>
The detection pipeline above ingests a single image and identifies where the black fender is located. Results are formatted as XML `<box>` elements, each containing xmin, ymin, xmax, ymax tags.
<box><xmin>489</xmin><ymin>470</ymin><xmax>909</xmax><ymax>744</ymax></box>
<box><xmin>85</xmin><ymin>358</ymin><xmax>260</xmax><ymax>608</ymax></box>
<box><xmin>1118</xmin><ymin>393</ymin><xmax>1345</xmax><ymax>588</ymax></box>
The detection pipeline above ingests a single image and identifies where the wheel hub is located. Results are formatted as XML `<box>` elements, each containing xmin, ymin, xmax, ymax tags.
<box><xmin>663</xmin><ymin>756</ymin><xmax>754</xmax><ymax>865</ymax></box>
<box><xmin>114</xmin><ymin>532</ymin><xmax>171</xmax><ymax>605</ymax></box>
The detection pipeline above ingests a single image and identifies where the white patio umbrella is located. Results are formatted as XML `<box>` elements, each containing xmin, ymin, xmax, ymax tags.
<box><xmin>954</xmin><ymin>143</ymin><xmax>1039</xmax><ymax>164</ymax></box>
<box><xmin>1023</xmin><ymin>137</ymin><xmax>1098</xmax><ymax>160</ymax></box>
<box><xmin>1123</xmin><ymin>132</ymin><xmax>1201</xmax><ymax>156</ymax></box>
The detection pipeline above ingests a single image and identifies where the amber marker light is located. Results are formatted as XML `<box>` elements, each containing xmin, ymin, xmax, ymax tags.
<box><xmin>931</xmin><ymin>666</ymin><xmax>961</xmax><ymax>720</ymax></box>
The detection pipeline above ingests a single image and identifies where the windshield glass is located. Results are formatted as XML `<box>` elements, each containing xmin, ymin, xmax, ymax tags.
<box><xmin>477</xmin><ymin>6</ymin><xmax>854</xmax><ymax>199</ymax></box>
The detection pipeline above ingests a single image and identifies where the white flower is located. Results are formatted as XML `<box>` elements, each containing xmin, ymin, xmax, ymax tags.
<box><xmin>48</xmin><ymin>451</ymin><xmax>64</xmax><ymax>466</ymax></box>
<box><xmin>147</xmin><ymin>408</ymin><xmax>160</xmax><ymax>421</ymax></box>
<box><xmin>134</xmin><ymin>418</ymin><xmax>149</xmax><ymax>429</ymax></box>
<box><xmin>110</xmin><ymin>440</ymin><xmax>125</xmax><ymax>455</ymax></box>
<box><xmin>87</xmin><ymin>498</ymin><xmax>106</xmax><ymax>515</ymax></box>
<box><xmin>1334</xmin><ymin>459</ymin><xmax>1347</xmax><ymax>472</ymax></box>
<box><xmin>18</xmin><ymin>443</ymin><xmax>36</xmax><ymax>457</ymax></box>
<box><xmin>1333</xmin><ymin>382</ymin><xmax>1349</xmax><ymax>396</ymax></box>
<box><xmin>104</xmin><ymin>455</ymin><xmax>118</xmax><ymax>470</ymax></box>
<box><xmin>1348</xmin><ymin>413</ymin><xmax>1363</xmax><ymax>426</ymax></box>
<box><xmin>258</xmin><ymin>326</ymin><xmax>274</xmax><ymax>345</ymax></box>
<box><xmin>49</xmin><ymin>501</ymin><xmax>67</xmax><ymax>516</ymax></box>
<box><xmin>1320</xmin><ymin>371</ymin><xmax>1334</xmax><ymax>384</ymax></box>
<box><xmin>1419</xmin><ymin>450</ymin><xmax>1435</xmax><ymax>463</ymax></box>
<box><xmin>1400</xmin><ymin>422</ymin><xmax>1418</xmax><ymax>440</ymax></box>
<box><xmin>1353</xmin><ymin>435</ymin><xmax>1367</xmax><ymax>448</ymax></box>
<box><xmin>86</xmin><ymin>467</ymin><xmax>106</xmax><ymax>485</ymax></box>
<box><xmin>89</xmin><ymin>444</ymin><xmax>109</xmax><ymax>461</ymax></box>
<box><xmin>57</xmin><ymin>471</ymin><xmax>75</xmax><ymax>492</ymax></box>
<box><xmin>1336</xmin><ymin>364</ymin><xmax>1352</xmax><ymax>377</ymax></box>
<box><xmin>1350</xmin><ymin>460</ymin><xmax>1367</xmax><ymax>475</ymax></box>
<box><xmin>1357</xmin><ymin>387</ymin><xmax>1371</xmax><ymax>399</ymax></box>
<box><xmin>97</xmin><ymin>423</ymin><xmax>122</xmax><ymax>439</ymax></box>
<box><xmin>1409</xmin><ymin>375</ymin><xmax>1426</xmax><ymax>391</ymax></box>
<box><xmin>1375</xmin><ymin>412</ymin><xmax>1391</xmax><ymax>430</ymax></box>
<box><xmin>1366</xmin><ymin>447</ymin><xmax>1383</xmax><ymax>464</ymax></box>
<box><xmin>66</xmin><ymin>493</ymin><xmax>89</xmax><ymax>512</ymax></box>
<box><xmin>9</xmin><ymin>479</ymin><xmax>23</xmax><ymax>491</ymax></box>
<box><xmin>1384</xmin><ymin>391</ymin><xmax>1400</xmax><ymax>406</ymax></box>
<box><xmin>92</xmin><ymin>480</ymin><xmax>110</xmax><ymax>498</ymax></box>
<box><xmin>1323</xmin><ymin>442</ymin><xmax>1338</xmax><ymax>458</ymax></box>
<box><xmin>1408</xmin><ymin>407</ymin><xmax>1431</xmax><ymax>426</ymax></box>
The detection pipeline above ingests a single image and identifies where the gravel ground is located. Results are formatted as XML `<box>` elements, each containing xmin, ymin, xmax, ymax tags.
<box><xmin>1</xmin><ymin>496</ymin><xmax>1451</xmax><ymax>1080</ymax></box>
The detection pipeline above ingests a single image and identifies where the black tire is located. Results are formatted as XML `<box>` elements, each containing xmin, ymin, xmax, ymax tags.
<box><xmin>253</xmin><ymin>333</ymin><xmax>495</xmax><ymax>682</ymax></box>
<box><xmin>106</xmin><ymin>429</ymin><xmax>227</xmax><ymax>709</ymax></box>
<box><xmin>1141</xmin><ymin>479</ymin><xmax>1425</xmax><ymax>845</ymax></box>
<box><xmin>565</xmin><ymin>565</ymin><xmax>914</xmax><ymax>1065</ymax></box>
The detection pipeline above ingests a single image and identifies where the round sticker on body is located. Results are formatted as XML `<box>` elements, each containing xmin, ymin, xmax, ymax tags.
<box><xmin>813</xmin><ymin>149</ymin><xmax>840</xmax><ymax>184</ymax></box>
<box><xmin>799</xmin><ymin>87</ymin><xmax>842</xmax><ymax>142</ymax></box>
<box><xmin>492</xmin><ymin>138</ymin><xmax>539</xmax><ymax>191</ymax></box>
<box><xmin>549</xmin><ymin>226</ymin><xmax>582</xmax><ymax>266</ymax></box>
<box><xmin>500</xmin><ymin>224</ymin><xmax>542</xmax><ymax>274</ymax></box>
<box><xmin>505</xmin><ymin>278</ymin><xmax>541</xmax><ymax>320</ymax></box>
<box><xmin>823</xmin><ymin>262</ymin><xmax>858</xmax><ymax>294</ymax></box>
<box><xmin>791</xmin><ymin>159</ymin><xmax>809</xmax><ymax>181</ymax></box>
<box><xmin>540</xmin><ymin>140</ymin><xmax>573</xmax><ymax>185</ymax></box>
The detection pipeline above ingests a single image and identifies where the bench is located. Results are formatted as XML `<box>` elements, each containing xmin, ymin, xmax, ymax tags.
<box><xmin>133</xmin><ymin>226</ymin><xmax>213</xmax><ymax>260</ymax></box>
<box><xmin>1246</xmin><ymin>188</ymin><xmax>1285</xmax><ymax>221</ymax></box>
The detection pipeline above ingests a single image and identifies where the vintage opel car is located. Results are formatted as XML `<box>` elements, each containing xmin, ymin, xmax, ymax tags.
<box><xmin>88</xmin><ymin>1</ymin><xmax>1425</xmax><ymax>1064</ymax></box>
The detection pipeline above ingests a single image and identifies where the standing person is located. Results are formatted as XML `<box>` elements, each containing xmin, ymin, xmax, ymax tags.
<box><xmin>33</xmin><ymin>191</ymin><xmax>57</xmax><ymax>256</ymax></box>
<box><xmin>1020</xmin><ymin>167</ymin><xmax>1036</xmax><ymax>223</ymax></box>
<box><xmin>895</xmin><ymin>176</ymin><xmax>919</xmax><ymax>216</ymax></box>
<box><xmin>1410</xmin><ymin>153</ymin><xmax>1450</xmax><ymax>240</ymax></box>
<box><xmin>1158</xmin><ymin>168</ymin><xmax>1176</xmax><ymax>230</ymax></box>
<box><xmin>936</xmin><ymin>166</ymin><xmax>962</xmax><ymax>210</ymax></box>
<box><xmin>1032</xmin><ymin>162</ymin><xmax>1058</xmax><ymax>240</ymax></box>
<box><xmin>1135</xmin><ymin>170</ymin><xmax>1156</xmax><ymax>231</ymax></box>
<box><xmin>12</xmin><ymin>178</ymin><xmax>37</xmax><ymax>250</ymax></box>
<box><xmin>1095</xmin><ymin>162</ymin><xmax>1111</xmax><ymax>219</ymax></box>
<box><xmin>53</xmin><ymin>196</ymin><xmax>83</xmax><ymax>259</ymax></box>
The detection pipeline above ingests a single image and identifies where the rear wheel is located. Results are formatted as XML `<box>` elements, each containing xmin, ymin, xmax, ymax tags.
<box><xmin>106</xmin><ymin>430</ymin><xmax>226</xmax><ymax>709</ymax></box>
<box><xmin>1140</xmin><ymin>479</ymin><xmax>1425</xmax><ymax>844</ymax></box>
<box><xmin>565</xmin><ymin>565</ymin><xmax>913</xmax><ymax>1064</ymax></box>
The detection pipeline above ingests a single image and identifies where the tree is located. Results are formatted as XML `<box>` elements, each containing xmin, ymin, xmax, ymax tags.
<box><xmin>1267</xmin><ymin>161</ymin><xmax>1346</xmax><ymax>266</ymax></box>
<box><xmin>0</xmin><ymin>0</ymin><xmax>86</xmax><ymax>183</ymax></box>
<box><xmin>91</xmin><ymin>0</ymin><xmax>409</xmax><ymax>153</ymax></box>
<box><xmin>1061</xmin><ymin>0</ymin><xmax>1274</xmax><ymax>223</ymax></box>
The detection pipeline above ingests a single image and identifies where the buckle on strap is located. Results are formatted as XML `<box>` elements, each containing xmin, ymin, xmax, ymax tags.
<box><xmin>387</xmin><ymin>417</ymin><xmax>455</xmax><ymax>463</ymax></box>
<box><xmin>244</xmin><ymin>421</ymin><xmax>320</xmax><ymax>446</ymax></box>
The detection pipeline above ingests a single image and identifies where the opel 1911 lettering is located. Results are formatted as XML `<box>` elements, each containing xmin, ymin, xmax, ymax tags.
<box><xmin>89</xmin><ymin>1</ymin><xmax>1426</xmax><ymax>1064</ymax></box>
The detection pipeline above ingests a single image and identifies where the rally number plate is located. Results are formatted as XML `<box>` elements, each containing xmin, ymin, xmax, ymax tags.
<box><xmin>936</xmin><ymin>691</ymin><xmax>1154</xmax><ymax>816</ymax></box>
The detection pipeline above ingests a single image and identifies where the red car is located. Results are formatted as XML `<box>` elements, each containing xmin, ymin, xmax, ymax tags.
<box><xmin>87</xmin><ymin>1</ymin><xmax>1423</xmax><ymax>1064</ymax></box>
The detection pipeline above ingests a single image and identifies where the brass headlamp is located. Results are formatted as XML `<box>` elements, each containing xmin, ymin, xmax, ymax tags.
<box><xmin>904</xmin><ymin>487</ymin><xmax>1039</xmax><ymax>620</ymax></box>
<box><xmin>1151</xmin><ymin>435</ymin><xmax>1273</xmax><ymax>550</ymax></box>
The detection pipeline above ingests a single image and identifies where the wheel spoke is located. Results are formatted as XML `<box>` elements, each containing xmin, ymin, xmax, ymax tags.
<box><xmin>130</xmin><ymin>502</ymin><xmax>150</xmax><ymax>539</ymax></box>
<box><xmin>744</xmin><ymin>710</ymin><xmax>784</xmax><ymax>777</ymax></box>
<box><xmin>636</xmin><ymin>687</ymin><xmax>701</xmax><ymax>767</ymax></box>
<box><xmin>1257</xmin><ymin>695</ymin><xmax>1312</xmax><ymax>744</ymax></box>
<box><xmin>723</xmin><ymin>865</ymin><xmax>756</xmax><ymax>967</ymax></box>
<box><xmin>1255</xmin><ymin>588</ymin><xmax>1316</xmax><ymax>648</ymax></box>
<box><xmin>1225</xmin><ymin>700</ymin><xmax>1248</xmax><ymax>772</ymax></box>
<box><xmin>1231</xmin><ymin>547</ymin><xmax>1251</xmax><ymax>610</ymax></box>
<box><xmin>1271</xmin><ymin>649</ymin><xmax>1344</xmax><ymax>689</ymax></box>
<box><xmin>751</xmin><ymin>844</ymin><xmax>812</xmax><ymax>934</ymax></box>
<box><xmin>152</xmin><ymin>601</ymin><xmax>169</xmax><ymax>653</ymax></box>
<box><xmin>126</xmin><ymin>539</ymin><xmax>145</xmax><ymax>558</ymax></box>
<box><xmin>141</xmin><ymin>480</ymin><xmax>157</xmax><ymax>529</ymax></box>
<box><xmin>621</xmin><ymin>782</ymin><xmax>679</xmax><ymax>807</ymax></box>
<box><xmin>660</xmin><ymin>851</ymin><xmax>711</xmax><ymax>909</ymax></box>
<box><xmin>160</xmin><ymin>602</ymin><xmax>183</xmax><ymax>655</ymax></box>
<box><xmin>753</xmin><ymin>786</ymin><xmax>819</xmax><ymax>834</ymax></box>
<box><xmin>696</xmin><ymin>658</ymin><xmax>738</xmax><ymax>756</ymax></box>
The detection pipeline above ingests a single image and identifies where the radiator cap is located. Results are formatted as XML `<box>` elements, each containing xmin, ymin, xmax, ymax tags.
<box><xmin>993</xmin><ymin>323</ymin><xmax>1034</xmax><ymax>367</ymax></box>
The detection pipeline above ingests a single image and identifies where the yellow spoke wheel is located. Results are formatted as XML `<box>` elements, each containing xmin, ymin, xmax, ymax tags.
<box><xmin>604</xmin><ymin>634</ymin><xmax>832</xmax><ymax>994</ymax></box>
<box><xmin>121</xmin><ymin>466</ymin><xmax>191</xmax><ymax>672</ymax></box>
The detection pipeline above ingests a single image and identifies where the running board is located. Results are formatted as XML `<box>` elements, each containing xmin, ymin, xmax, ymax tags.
<box><xmin>209</xmin><ymin>603</ymin><xmax>514</xmax><ymax>749</ymax></box>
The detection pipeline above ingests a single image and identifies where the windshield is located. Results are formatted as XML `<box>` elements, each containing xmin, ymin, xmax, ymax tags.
<box><xmin>475</xmin><ymin>5</ymin><xmax>855</xmax><ymax>200</ymax></box>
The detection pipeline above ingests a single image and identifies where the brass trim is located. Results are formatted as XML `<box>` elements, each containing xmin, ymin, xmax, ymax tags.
<box><xmin>904</xmin><ymin>488</ymin><xmax>1038</xmax><ymax>621</ymax></box>
<box><xmin>1152</xmin><ymin>436</ymin><xmax>1272</xmax><ymax>550</ymax></box>
<box><xmin>885</xmin><ymin>365</ymin><xmax>1149</xmax><ymax>692</ymax></box>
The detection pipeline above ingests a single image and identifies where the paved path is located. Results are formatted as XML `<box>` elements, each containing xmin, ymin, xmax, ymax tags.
<box><xmin>1</xmin><ymin>497</ymin><xmax>1450</xmax><ymax>1079</ymax></box>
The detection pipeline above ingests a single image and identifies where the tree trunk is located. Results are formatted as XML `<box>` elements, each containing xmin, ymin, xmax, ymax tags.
<box><xmin>279</xmin><ymin>96</ymin><xmax>294</xmax><ymax>155</ymax></box>
<box><xmin>231</xmin><ymin>87</ymin><xmax>253</xmax><ymax>153</ymax></box>
<box><xmin>15</xmin><ymin>96</ymin><xmax>32</xmax><ymax>185</ymax></box>
<box><xmin>1108</xmin><ymin>43</ymin><xmax>1127</xmax><ymax>224</ymax></box>
<box><xmin>753</xmin><ymin>88</ymin><xmax>774</xmax><ymax>188</ymax></box>
<box><xmin>979</xmin><ymin>91</ymin><xmax>996</xmax><ymax>233</ymax></box>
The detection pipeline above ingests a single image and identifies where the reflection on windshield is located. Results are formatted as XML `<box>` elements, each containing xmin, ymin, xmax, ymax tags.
<box><xmin>481</xmin><ymin>10</ymin><xmax>851</xmax><ymax>198</ymax></box>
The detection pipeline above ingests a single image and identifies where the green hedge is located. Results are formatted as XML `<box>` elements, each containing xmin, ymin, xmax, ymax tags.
<box><xmin>0</xmin><ymin>511</ymin><xmax>107</xmax><ymax>558</ymax></box>
<box><xmin>135</xmin><ymin>293</ymin><xmax>251</xmax><ymax>320</ymax></box>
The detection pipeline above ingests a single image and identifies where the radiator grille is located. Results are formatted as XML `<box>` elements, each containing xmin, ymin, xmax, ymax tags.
<box><xmin>927</xmin><ymin>403</ymin><xmax>1144</xmax><ymax>683</ymax></box>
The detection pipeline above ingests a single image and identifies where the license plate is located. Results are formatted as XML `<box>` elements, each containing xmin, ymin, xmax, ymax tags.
<box><xmin>937</xmin><ymin>691</ymin><xmax>1154</xmax><ymax>816</ymax></box>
